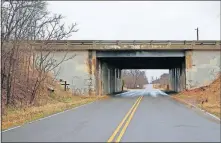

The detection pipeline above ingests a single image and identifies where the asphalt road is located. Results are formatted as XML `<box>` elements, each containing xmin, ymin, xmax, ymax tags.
<box><xmin>2</xmin><ymin>85</ymin><xmax>220</xmax><ymax>142</ymax></box>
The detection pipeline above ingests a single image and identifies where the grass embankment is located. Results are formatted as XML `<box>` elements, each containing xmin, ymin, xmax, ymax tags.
<box><xmin>172</xmin><ymin>75</ymin><xmax>220</xmax><ymax>119</ymax></box>
<box><xmin>2</xmin><ymin>84</ymin><xmax>109</xmax><ymax>131</ymax></box>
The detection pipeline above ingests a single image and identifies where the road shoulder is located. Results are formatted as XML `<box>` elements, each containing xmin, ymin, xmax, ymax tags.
<box><xmin>2</xmin><ymin>96</ymin><xmax>109</xmax><ymax>131</ymax></box>
<box><xmin>171</xmin><ymin>95</ymin><xmax>220</xmax><ymax>121</ymax></box>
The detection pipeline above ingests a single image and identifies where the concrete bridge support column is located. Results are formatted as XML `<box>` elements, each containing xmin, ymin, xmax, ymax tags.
<box><xmin>176</xmin><ymin>68</ymin><xmax>179</xmax><ymax>92</ymax></box>
<box><xmin>175</xmin><ymin>67</ymin><xmax>181</xmax><ymax>92</ymax></box>
<box><xmin>185</xmin><ymin>50</ymin><xmax>193</xmax><ymax>90</ymax></box>
<box><xmin>113</xmin><ymin>68</ymin><xmax>115</xmax><ymax>93</ymax></box>
<box><xmin>178</xmin><ymin>61</ymin><xmax>186</xmax><ymax>92</ymax></box>
<box><xmin>170</xmin><ymin>69</ymin><xmax>173</xmax><ymax>91</ymax></box>
<box><xmin>99</xmin><ymin>64</ymin><xmax>123</xmax><ymax>95</ymax></box>
<box><xmin>87</xmin><ymin>50</ymin><xmax>97</xmax><ymax>96</ymax></box>
<box><xmin>96</xmin><ymin>59</ymin><xmax>102</xmax><ymax>96</ymax></box>
<box><xmin>115</xmin><ymin>68</ymin><xmax>121</xmax><ymax>93</ymax></box>
<box><xmin>170</xmin><ymin>68</ymin><xmax>173</xmax><ymax>91</ymax></box>
<box><xmin>177</xmin><ymin>67</ymin><xmax>181</xmax><ymax>92</ymax></box>
<box><xmin>169</xmin><ymin>62</ymin><xmax>186</xmax><ymax>93</ymax></box>
<box><xmin>118</xmin><ymin>69</ymin><xmax>122</xmax><ymax>92</ymax></box>
<box><xmin>115</xmin><ymin>69</ymin><xmax>118</xmax><ymax>92</ymax></box>
<box><xmin>101</xmin><ymin>62</ymin><xmax>108</xmax><ymax>95</ymax></box>
<box><xmin>115</xmin><ymin>69</ymin><xmax>122</xmax><ymax>92</ymax></box>
<box><xmin>179</xmin><ymin>67</ymin><xmax>182</xmax><ymax>91</ymax></box>
<box><xmin>169</xmin><ymin>69</ymin><xmax>173</xmax><ymax>90</ymax></box>
<box><xmin>107</xmin><ymin>64</ymin><xmax>114</xmax><ymax>94</ymax></box>
<box><xmin>108</xmin><ymin>65</ymin><xmax>115</xmax><ymax>94</ymax></box>
<box><xmin>181</xmin><ymin>61</ymin><xmax>186</xmax><ymax>91</ymax></box>
<box><xmin>111</xmin><ymin>67</ymin><xmax>116</xmax><ymax>93</ymax></box>
<box><xmin>109</xmin><ymin>68</ymin><xmax>113</xmax><ymax>93</ymax></box>
<box><xmin>115</xmin><ymin>68</ymin><xmax>117</xmax><ymax>92</ymax></box>
<box><xmin>107</xmin><ymin>67</ymin><xmax>111</xmax><ymax>94</ymax></box>
<box><xmin>89</xmin><ymin>52</ymin><xmax>123</xmax><ymax>95</ymax></box>
<box><xmin>174</xmin><ymin>68</ymin><xmax>177</xmax><ymax>92</ymax></box>
<box><xmin>119</xmin><ymin>69</ymin><xmax>121</xmax><ymax>91</ymax></box>
<box><xmin>91</xmin><ymin>52</ymin><xmax>118</xmax><ymax>96</ymax></box>
<box><xmin>103</xmin><ymin>67</ymin><xmax>122</xmax><ymax>94</ymax></box>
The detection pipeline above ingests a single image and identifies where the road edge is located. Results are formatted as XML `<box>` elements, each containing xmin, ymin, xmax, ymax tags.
<box><xmin>1</xmin><ymin>99</ymin><xmax>100</xmax><ymax>133</ymax></box>
<box><xmin>171</xmin><ymin>96</ymin><xmax>220</xmax><ymax>121</ymax></box>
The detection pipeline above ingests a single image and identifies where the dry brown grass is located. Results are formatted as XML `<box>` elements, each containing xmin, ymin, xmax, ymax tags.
<box><xmin>2</xmin><ymin>96</ymin><xmax>107</xmax><ymax>130</ymax></box>
<box><xmin>172</xmin><ymin>75</ymin><xmax>220</xmax><ymax>119</ymax></box>
<box><xmin>2</xmin><ymin>82</ymin><xmax>109</xmax><ymax>131</ymax></box>
<box><xmin>1</xmin><ymin>50</ymin><xmax>110</xmax><ymax>131</ymax></box>
<box><xmin>202</xmin><ymin>104</ymin><xmax>220</xmax><ymax>117</ymax></box>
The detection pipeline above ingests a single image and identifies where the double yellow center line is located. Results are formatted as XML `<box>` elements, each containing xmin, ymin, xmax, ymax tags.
<box><xmin>107</xmin><ymin>96</ymin><xmax>143</xmax><ymax>142</ymax></box>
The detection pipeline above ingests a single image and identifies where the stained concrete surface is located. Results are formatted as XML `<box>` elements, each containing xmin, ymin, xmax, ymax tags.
<box><xmin>2</xmin><ymin>85</ymin><xmax>220</xmax><ymax>142</ymax></box>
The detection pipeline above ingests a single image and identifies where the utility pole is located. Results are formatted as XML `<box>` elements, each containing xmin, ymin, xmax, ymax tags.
<box><xmin>195</xmin><ymin>27</ymin><xmax>199</xmax><ymax>40</ymax></box>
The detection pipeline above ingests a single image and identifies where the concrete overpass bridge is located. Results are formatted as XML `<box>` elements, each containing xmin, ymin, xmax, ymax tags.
<box><xmin>24</xmin><ymin>40</ymin><xmax>220</xmax><ymax>96</ymax></box>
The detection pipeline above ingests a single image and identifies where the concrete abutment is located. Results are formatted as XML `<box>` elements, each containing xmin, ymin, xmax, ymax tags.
<box><xmin>88</xmin><ymin>50</ymin><xmax>221</xmax><ymax>95</ymax></box>
<box><xmin>95</xmin><ymin>58</ymin><xmax>123</xmax><ymax>95</ymax></box>
<box><xmin>37</xmin><ymin>48</ymin><xmax>220</xmax><ymax>95</ymax></box>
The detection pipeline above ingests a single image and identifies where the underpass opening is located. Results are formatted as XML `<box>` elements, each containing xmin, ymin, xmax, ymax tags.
<box><xmin>121</xmin><ymin>69</ymin><xmax>149</xmax><ymax>90</ymax></box>
<box><xmin>96</xmin><ymin>50</ymin><xmax>186</xmax><ymax>95</ymax></box>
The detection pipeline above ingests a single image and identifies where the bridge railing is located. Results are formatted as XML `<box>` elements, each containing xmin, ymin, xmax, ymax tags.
<box><xmin>4</xmin><ymin>40</ymin><xmax>220</xmax><ymax>50</ymax></box>
<box><xmin>29</xmin><ymin>40</ymin><xmax>220</xmax><ymax>45</ymax></box>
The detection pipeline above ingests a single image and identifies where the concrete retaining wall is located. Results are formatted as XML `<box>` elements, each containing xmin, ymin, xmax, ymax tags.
<box><xmin>42</xmin><ymin>51</ymin><xmax>91</xmax><ymax>95</ymax></box>
<box><xmin>38</xmin><ymin>49</ymin><xmax>220</xmax><ymax>94</ymax></box>
<box><xmin>186</xmin><ymin>50</ymin><xmax>221</xmax><ymax>89</ymax></box>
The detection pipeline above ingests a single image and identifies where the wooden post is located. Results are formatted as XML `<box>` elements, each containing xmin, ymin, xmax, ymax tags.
<box><xmin>61</xmin><ymin>81</ymin><xmax>70</xmax><ymax>91</ymax></box>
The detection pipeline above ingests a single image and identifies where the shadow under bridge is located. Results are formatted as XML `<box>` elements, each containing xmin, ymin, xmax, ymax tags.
<box><xmin>95</xmin><ymin>50</ymin><xmax>186</xmax><ymax>95</ymax></box>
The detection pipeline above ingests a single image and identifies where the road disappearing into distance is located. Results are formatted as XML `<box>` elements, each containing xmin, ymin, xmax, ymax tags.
<box><xmin>2</xmin><ymin>85</ymin><xmax>220</xmax><ymax>142</ymax></box>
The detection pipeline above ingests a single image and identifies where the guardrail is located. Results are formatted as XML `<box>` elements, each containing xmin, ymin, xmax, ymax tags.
<box><xmin>4</xmin><ymin>40</ymin><xmax>220</xmax><ymax>51</ymax></box>
<box><xmin>30</xmin><ymin>40</ymin><xmax>220</xmax><ymax>45</ymax></box>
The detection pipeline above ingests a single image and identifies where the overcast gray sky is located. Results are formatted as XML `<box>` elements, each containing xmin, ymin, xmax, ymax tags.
<box><xmin>47</xmin><ymin>1</ymin><xmax>220</xmax><ymax>81</ymax></box>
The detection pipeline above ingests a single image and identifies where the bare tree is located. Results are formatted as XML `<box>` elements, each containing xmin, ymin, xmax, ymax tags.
<box><xmin>122</xmin><ymin>70</ymin><xmax>148</xmax><ymax>89</ymax></box>
<box><xmin>1</xmin><ymin>1</ymin><xmax>78</xmax><ymax>106</ymax></box>
<box><xmin>151</xmin><ymin>76</ymin><xmax>154</xmax><ymax>83</ymax></box>
<box><xmin>130</xmin><ymin>70</ymin><xmax>141</xmax><ymax>88</ymax></box>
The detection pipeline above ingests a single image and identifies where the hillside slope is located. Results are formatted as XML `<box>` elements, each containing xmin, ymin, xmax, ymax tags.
<box><xmin>173</xmin><ymin>74</ymin><xmax>220</xmax><ymax>118</ymax></box>
<box><xmin>1</xmin><ymin>55</ymin><xmax>108</xmax><ymax>130</ymax></box>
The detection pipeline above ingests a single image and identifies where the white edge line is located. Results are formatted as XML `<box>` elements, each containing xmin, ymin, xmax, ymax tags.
<box><xmin>172</xmin><ymin>97</ymin><xmax>220</xmax><ymax>121</ymax></box>
<box><xmin>1</xmin><ymin>100</ymin><xmax>97</xmax><ymax>133</ymax></box>
<box><xmin>190</xmin><ymin>104</ymin><xmax>220</xmax><ymax>121</ymax></box>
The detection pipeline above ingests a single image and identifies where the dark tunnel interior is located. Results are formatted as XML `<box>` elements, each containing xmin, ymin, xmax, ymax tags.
<box><xmin>98</xmin><ymin>57</ymin><xmax>185</xmax><ymax>69</ymax></box>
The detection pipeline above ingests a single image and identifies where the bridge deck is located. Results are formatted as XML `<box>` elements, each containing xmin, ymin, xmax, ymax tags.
<box><xmin>31</xmin><ymin>40</ymin><xmax>220</xmax><ymax>45</ymax></box>
<box><xmin>7</xmin><ymin>40</ymin><xmax>221</xmax><ymax>50</ymax></box>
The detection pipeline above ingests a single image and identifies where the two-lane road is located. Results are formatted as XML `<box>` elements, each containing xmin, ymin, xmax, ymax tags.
<box><xmin>2</xmin><ymin>87</ymin><xmax>220</xmax><ymax>142</ymax></box>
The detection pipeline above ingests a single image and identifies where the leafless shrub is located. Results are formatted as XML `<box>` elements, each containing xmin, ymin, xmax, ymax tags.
<box><xmin>1</xmin><ymin>1</ymin><xmax>78</xmax><ymax>107</ymax></box>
